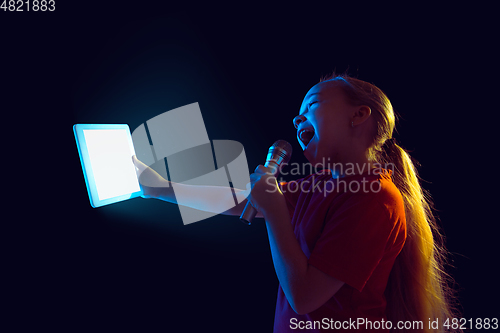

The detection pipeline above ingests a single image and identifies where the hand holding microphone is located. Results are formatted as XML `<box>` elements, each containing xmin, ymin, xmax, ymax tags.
<box><xmin>240</xmin><ymin>140</ymin><xmax>292</xmax><ymax>225</ymax></box>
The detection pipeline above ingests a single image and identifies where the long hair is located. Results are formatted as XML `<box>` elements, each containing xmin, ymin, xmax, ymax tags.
<box><xmin>320</xmin><ymin>73</ymin><xmax>460</xmax><ymax>333</ymax></box>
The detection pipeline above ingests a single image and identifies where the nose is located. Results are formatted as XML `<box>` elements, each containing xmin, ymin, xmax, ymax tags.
<box><xmin>293</xmin><ymin>115</ymin><xmax>306</xmax><ymax>129</ymax></box>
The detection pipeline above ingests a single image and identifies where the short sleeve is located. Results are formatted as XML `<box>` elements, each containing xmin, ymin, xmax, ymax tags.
<box><xmin>308</xmin><ymin>192</ymin><xmax>399</xmax><ymax>292</ymax></box>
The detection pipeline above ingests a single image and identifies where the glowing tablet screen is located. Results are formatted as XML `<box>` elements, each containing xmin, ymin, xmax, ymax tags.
<box><xmin>74</xmin><ymin>124</ymin><xmax>142</xmax><ymax>208</ymax></box>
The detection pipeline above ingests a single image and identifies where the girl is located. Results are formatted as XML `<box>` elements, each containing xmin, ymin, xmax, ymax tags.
<box><xmin>133</xmin><ymin>74</ymin><xmax>459</xmax><ymax>332</ymax></box>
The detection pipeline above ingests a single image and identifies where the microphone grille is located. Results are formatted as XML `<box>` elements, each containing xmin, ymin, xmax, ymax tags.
<box><xmin>272</xmin><ymin>140</ymin><xmax>293</xmax><ymax>154</ymax></box>
<box><xmin>270</xmin><ymin>140</ymin><xmax>293</xmax><ymax>164</ymax></box>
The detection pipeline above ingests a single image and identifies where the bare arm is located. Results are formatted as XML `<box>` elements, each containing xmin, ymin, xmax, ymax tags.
<box><xmin>250</xmin><ymin>165</ymin><xmax>344</xmax><ymax>314</ymax></box>
<box><xmin>132</xmin><ymin>155</ymin><xmax>262</xmax><ymax>217</ymax></box>
<box><xmin>157</xmin><ymin>181</ymin><xmax>252</xmax><ymax>216</ymax></box>
<box><xmin>264</xmin><ymin>202</ymin><xmax>344</xmax><ymax>314</ymax></box>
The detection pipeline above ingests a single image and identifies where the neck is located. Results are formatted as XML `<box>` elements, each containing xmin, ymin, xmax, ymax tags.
<box><xmin>327</xmin><ymin>151</ymin><xmax>375</xmax><ymax>178</ymax></box>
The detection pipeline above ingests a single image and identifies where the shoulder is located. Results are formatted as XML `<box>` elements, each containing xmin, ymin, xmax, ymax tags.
<box><xmin>372</xmin><ymin>169</ymin><xmax>406</xmax><ymax>216</ymax></box>
<box><xmin>332</xmin><ymin>169</ymin><xmax>406</xmax><ymax>223</ymax></box>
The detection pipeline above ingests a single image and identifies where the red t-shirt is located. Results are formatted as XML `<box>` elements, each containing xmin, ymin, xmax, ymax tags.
<box><xmin>274</xmin><ymin>169</ymin><xmax>406</xmax><ymax>332</ymax></box>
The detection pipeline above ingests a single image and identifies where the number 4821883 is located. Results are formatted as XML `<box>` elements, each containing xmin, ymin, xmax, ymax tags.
<box><xmin>1</xmin><ymin>0</ymin><xmax>55</xmax><ymax>11</ymax></box>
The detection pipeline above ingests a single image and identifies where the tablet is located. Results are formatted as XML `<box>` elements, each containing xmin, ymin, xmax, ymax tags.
<box><xmin>73</xmin><ymin>124</ymin><xmax>142</xmax><ymax>208</ymax></box>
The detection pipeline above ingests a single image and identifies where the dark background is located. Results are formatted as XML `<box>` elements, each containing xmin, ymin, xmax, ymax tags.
<box><xmin>3</xmin><ymin>2</ymin><xmax>498</xmax><ymax>332</ymax></box>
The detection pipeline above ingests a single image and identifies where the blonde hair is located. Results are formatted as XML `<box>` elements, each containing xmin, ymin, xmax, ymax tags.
<box><xmin>320</xmin><ymin>74</ymin><xmax>460</xmax><ymax>332</ymax></box>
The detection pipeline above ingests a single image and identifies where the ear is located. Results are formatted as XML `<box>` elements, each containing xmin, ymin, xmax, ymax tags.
<box><xmin>351</xmin><ymin>105</ymin><xmax>371</xmax><ymax>126</ymax></box>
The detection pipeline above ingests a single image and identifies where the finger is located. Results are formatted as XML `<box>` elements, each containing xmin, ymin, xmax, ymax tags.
<box><xmin>132</xmin><ymin>155</ymin><xmax>148</xmax><ymax>174</ymax></box>
<box><xmin>255</xmin><ymin>164</ymin><xmax>273</xmax><ymax>174</ymax></box>
<box><xmin>254</xmin><ymin>165</ymin><xmax>268</xmax><ymax>174</ymax></box>
<box><xmin>249</xmin><ymin>173</ymin><xmax>260</xmax><ymax>182</ymax></box>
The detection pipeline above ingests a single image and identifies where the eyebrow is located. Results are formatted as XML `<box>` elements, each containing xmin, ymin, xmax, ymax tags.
<box><xmin>307</xmin><ymin>92</ymin><xmax>321</xmax><ymax>99</ymax></box>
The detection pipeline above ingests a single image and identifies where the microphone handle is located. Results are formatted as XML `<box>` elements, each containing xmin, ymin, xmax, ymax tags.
<box><xmin>240</xmin><ymin>161</ymin><xmax>279</xmax><ymax>225</ymax></box>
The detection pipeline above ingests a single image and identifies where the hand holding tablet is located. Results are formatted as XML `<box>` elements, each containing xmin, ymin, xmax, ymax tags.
<box><xmin>73</xmin><ymin>124</ymin><xmax>142</xmax><ymax>208</ymax></box>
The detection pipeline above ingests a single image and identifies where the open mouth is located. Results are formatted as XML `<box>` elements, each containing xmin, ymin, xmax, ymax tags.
<box><xmin>298</xmin><ymin>129</ymin><xmax>315</xmax><ymax>148</ymax></box>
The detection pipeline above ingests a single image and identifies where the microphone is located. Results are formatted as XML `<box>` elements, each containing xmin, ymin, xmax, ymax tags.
<box><xmin>240</xmin><ymin>140</ymin><xmax>293</xmax><ymax>225</ymax></box>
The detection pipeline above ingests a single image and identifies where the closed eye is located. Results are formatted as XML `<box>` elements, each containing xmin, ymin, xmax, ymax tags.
<box><xmin>308</xmin><ymin>101</ymin><xmax>318</xmax><ymax>108</ymax></box>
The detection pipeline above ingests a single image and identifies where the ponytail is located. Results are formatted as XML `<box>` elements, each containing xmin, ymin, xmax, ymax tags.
<box><xmin>380</xmin><ymin>141</ymin><xmax>458</xmax><ymax>333</ymax></box>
